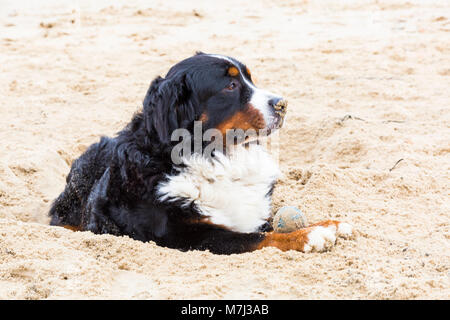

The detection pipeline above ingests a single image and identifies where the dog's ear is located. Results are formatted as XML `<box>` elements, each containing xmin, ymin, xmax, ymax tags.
<box><xmin>143</xmin><ymin>74</ymin><xmax>197</xmax><ymax>145</ymax></box>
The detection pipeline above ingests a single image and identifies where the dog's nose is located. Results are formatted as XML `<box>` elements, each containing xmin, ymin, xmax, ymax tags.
<box><xmin>269</xmin><ymin>97</ymin><xmax>288</xmax><ymax>113</ymax></box>
<box><xmin>268</xmin><ymin>97</ymin><xmax>282</xmax><ymax>108</ymax></box>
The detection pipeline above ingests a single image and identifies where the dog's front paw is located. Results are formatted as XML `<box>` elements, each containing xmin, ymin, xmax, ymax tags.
<box><xmin>257</xmin><ymin>220</ymin><xmax>353</xmax><ymax>253</ymax></box>
<box><xmin>302</xmin><ymin>221</ymin><xmax>354</xmax><ymax>252</ymax></box>
<box><xmin>336</xmin><ymin>222</ymin><xmax>353</xmax><ymax>239</ymax></box>
<box><xmin>302</xmin><ymin>225</ymin><xmax>337</xmax><ymax>253</ymax></box>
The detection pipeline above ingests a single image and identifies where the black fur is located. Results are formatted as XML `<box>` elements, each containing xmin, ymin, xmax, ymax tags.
<box><xmin>50</xmin><ymin>53</ymin><xmax>279</xmax><ymax>254</ymax></box>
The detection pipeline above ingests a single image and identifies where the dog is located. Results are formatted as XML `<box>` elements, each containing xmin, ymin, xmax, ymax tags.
<box><xmin>49</xmin><ymin>52</ymin><xmax>352</xmax><ymax>254</ymax></box>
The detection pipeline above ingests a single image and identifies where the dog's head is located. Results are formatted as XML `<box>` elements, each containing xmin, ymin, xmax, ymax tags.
<box><xmin>143</xmin><ymin>52</ymin><xmax>287</xmax><ymax>146</ymax></box>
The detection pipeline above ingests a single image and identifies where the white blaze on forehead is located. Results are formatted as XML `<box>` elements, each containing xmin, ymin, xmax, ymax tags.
<box><xmin>206</xmin><ymin>54</ymin><xmax>281</xmax><ymax>125</ymax></box>
<box><xmin>206</xmin><ymin>53</ymin><xmax>235</xmax><ymax>64</ymax></box>
<box><xmin>248</xmin><ymin>87</ymin><xmax>280</xmax><ymax>125</ymax></box>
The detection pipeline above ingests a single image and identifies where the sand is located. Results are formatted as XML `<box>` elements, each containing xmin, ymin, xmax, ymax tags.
<box><xmin>0</xmin><ymin>0</ymin><xmax>449</xmax><ymax>299</ymax></box>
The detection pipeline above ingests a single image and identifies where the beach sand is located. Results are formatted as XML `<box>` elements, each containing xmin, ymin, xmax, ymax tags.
<box><xmin>0</xmin><ymin>0</ymin><xmax>449</xmax><ymax>299</ymax></box>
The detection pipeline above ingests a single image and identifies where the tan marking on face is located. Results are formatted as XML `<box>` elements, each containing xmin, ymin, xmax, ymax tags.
<box><xmin>228</xmin><ymin>66</ymin><xmax>239</xmax><ymax>77</ymax></box>
<box><xmin>216</xmin><ymin>105</ymin><xmax>266</xmax><ymax>138</ymax></box>
<box><xmin>245</xmin><ymin>66</ymin><xmax>256</xmax><ymax>84</ymax></box>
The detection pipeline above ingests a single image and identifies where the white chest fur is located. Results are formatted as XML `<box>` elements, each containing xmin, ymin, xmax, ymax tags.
<box><xmin>157</xmin><ymin>145</ymin><xmax>280</xmax><ymax>233</ymax></box>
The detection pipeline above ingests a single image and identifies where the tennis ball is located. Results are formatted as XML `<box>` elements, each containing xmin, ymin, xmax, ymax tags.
<box><xmin>273</xmin><ymin>206</ymin><xmax>308</xmax><ymax>233</ymax></box>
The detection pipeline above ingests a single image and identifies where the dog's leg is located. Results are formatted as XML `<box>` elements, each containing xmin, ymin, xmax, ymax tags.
<box><xmin>160</xmin><ymin>221</ymin><xmax>263</xmax><ymax>254</ymax></box>
<box><xmin>49</xmin><ymin>137</ymin><xmax>113</xmax><ymax>229</ymax></box>
<box><xmin>257</xmin><ymin>220</ymin><xmax>353</xmax><ymax>253</ymax></box>
<box><xmin>82</xmin><ymin>168</ymin><xmax>122</xmax><ymax>235</ymax></box>
<box><xmin>170</xmin><ymin>219</ymin><xmax>352</xmax><ymax>254</ymax></box>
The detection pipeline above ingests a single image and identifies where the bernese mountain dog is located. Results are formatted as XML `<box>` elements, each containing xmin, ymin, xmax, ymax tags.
<box><xmin>49</xmin><ymin>52</ymin><xmax>353</xmax><ymax>254</ymax></box>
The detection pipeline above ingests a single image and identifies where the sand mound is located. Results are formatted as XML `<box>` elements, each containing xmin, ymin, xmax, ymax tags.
<box><xmin>0</xmin><ymin>0</ymin><xmax>449</xmax><ymax>299</ymax></box>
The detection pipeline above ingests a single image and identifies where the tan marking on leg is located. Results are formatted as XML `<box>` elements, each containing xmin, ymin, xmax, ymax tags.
<box><xmin>62</xmin><ymin>225</ymin><xmax>82</xmax><ymax>232</ymax></box>
<box><xmin>256</xmin><ymin>227</ymin><xmax>314</xmax><ymax>252</ymax></box>
<box><xmin>308</xmin><ymin>220</ymin><xmax>340</xmax><ymax>228</ymax></box>
<box><xmin>256</xmin><ymin>220</ymin><xmax>353</xmax><ymax>252</ymax></box>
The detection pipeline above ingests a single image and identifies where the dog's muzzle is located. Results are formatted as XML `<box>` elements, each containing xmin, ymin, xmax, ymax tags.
<box><xmin>269</xmin><ymin>98</ymin><xmax>288</xmax><ymax>131</ymax></box>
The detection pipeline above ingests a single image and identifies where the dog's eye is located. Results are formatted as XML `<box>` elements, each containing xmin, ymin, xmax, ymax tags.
<box><xmin>225</xmin><ymin>81</ymin><xmax>237</xmax><ymax>91</ymax></box>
